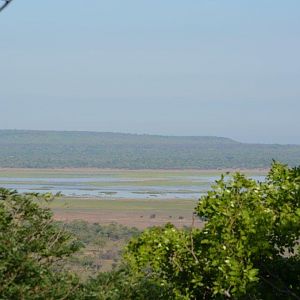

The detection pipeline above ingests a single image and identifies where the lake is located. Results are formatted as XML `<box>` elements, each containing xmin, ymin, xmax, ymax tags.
<box><xmin>0</xmin><ymin>170</ymin><xmax>266</xmax><ymax>199</ymax></box>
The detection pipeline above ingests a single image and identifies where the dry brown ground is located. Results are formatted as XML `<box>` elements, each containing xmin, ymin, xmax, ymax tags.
<box><xmin>53</xmin><ymin>209</ymin><xmax>203</xmax><ymax>229</ymax></box>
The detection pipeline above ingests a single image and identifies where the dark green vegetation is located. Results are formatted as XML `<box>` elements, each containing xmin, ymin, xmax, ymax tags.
<box><xmin>59</xmin><ymin>221</ymin><xmax>139</xmax><ymax>276</ymax></box>
<box><xmin>123</xmin><ymin>162</ymin><xmax>300</xmax><ymax>299</ymax></box>
<box><xmin>0</xmin><ymin>189</ymin><xmax>81</xmax><ymax>299</ymax></box>
<box><xmin>1</xmin><ymin>129</ymin><xmax>300</xmax><ymax>168</ymax></box>
<box><xmin>1</xmin><ymin>162</ymin><xmax>300</xmax><ymax>299</ymax></box>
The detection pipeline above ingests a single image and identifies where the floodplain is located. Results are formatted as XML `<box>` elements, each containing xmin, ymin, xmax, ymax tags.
<box><xmin>0</xmin><ymin>168</ymin><xmax>266</xmax><ymax>228</ymax></box>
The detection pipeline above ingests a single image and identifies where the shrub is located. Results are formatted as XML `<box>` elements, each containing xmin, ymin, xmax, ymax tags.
<box><xmin>124</xmin><ymin>162</ymin><xmax>300</xmax><ymax>299</ymax></box>
<box><xmin>0</xmin><ymin>189</ymin><xmax>81</xmax><ymax>299</ymax></box>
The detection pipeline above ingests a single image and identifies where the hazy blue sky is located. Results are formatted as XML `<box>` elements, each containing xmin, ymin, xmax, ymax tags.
<box><xmin>1</xmin><ymin>1</ymin><xmax>300</xmax><ymax>144</ymax></box>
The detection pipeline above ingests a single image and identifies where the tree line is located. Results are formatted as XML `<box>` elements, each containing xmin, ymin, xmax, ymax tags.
<box><xmin>0</xmin><ymin>130</ymin><xmax>300</xmax><ymax>169</ymax></box>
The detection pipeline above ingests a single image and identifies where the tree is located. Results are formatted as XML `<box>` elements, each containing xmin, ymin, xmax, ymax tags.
<box><xmin>0</xmin><ymin>189</ymin><xmax>81</xmax><ymax>299</ymax></box>
<box><xmin>124</xmin><ymin>162</ymin><xmax>300</xmax><ymax>299</ymax></box>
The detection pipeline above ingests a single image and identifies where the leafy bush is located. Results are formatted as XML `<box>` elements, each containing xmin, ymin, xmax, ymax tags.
<box><xmin>0</xmin><ymin>189</ymin><xmax>81</xmax><ymax>299</ymax></box>
<box><xmin>124</xmin><ymin>162</ymin><xmax>300</xmax><ymax>299</ymax></box>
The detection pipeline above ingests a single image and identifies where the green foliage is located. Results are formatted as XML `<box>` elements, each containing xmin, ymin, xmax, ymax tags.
<box><xmin>78</xmin><ymin>267</ymin><xmax>172</xmax><ymax>300</ymax></box>
<box><xmin>124</xmin><ymin>162</ymin><xmax>300</xmax><ymax>299</ymax></box>
<box><xmin>61</xmin><ymin>220</ymin><xmax>140</xmax><ymax>246</ymax></box>
<box><xmin>0</xmin><ymin>129</ymin><xmax>299</xmax><ymax>168</ymax></box>
<box><xmin>0</xmin><ymin>189</ymin><xmax>82</xmax><ymax>299</ymax></box>
<box><xmin>58</xmin><ymin>220</ymin><xmax>140</xmax><ymax>276</ymax></box>
<box><xmin>124</xmin><ymin>224</ymin><xmax>203</xmax><ymax>299</ymax></box>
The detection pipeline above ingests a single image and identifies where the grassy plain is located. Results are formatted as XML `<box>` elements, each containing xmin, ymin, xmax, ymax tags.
<box><xmin>46</xmin><ymin>197</ymin><xmax>200</xmax><ymax>229</ymax></box>
<box><xmin>47</xmin><ymin>197</ymin><xmax>201</xmax><ymax>276</ymax></box>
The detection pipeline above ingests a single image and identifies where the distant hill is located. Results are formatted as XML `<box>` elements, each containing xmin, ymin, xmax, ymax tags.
<box><xmin>0</xmin><ymin>130</ymin><xmax>299</xmax><ymax>169</ymax></box>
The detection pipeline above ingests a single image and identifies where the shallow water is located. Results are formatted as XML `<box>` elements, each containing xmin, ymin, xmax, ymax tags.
<box><xmin>0</xmin><ymin>175</ymin><xmax>265</xmax><ymax>199</ymax></box>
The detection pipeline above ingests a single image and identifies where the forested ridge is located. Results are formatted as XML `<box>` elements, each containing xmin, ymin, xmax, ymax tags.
<box><xmin>0</xmin><ymin>129</ymin><xmax>299</xmax><ymax>169</ymax></box>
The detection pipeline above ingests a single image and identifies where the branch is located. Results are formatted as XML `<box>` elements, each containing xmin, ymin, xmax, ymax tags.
<box><xmin>0</xmin><ymin>0</ymin><xmax>13</xmax><ymax>13</ymax></box>
<box><xmin>261</xmin><ymin>276</ymin><xmax>300</xmax><ymax>300</ymax></box>
<box><xmin>189</xmin><ymin>213</ymin><xmax>199</xmax><ymax>263</ymax></box>
<box><xmin>260</xmin><ymin>262</ymin><xmax>300</xmax><ymax>300</ymax></box>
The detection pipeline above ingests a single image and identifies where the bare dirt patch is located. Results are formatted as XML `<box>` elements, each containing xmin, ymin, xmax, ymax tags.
<box><xmin>53</xmin><ymin>209</ymin><xmax>203</xmax><ymax>229</ymax></box>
